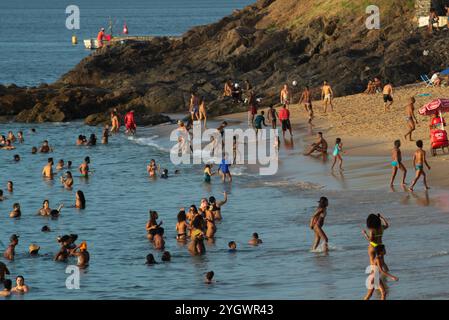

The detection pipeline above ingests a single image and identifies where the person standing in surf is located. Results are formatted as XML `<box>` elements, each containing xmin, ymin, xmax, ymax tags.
<box><xmin>389</xmin><ymin>140</ymin><xmax>407</xmax><ymax>187</ymax></box>
<box><xmin>124</xmin><ymin>110</ymin><xmax>137</xmax><ymax>135</ymax></box>
<box><xmin>309</xmin><ymin>197</ymin><xmax>329</xmax><ymax>253</ymax></box>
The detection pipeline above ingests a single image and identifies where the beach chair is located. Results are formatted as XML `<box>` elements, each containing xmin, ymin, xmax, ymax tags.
<box><xmin>420</xmin><ymin>75</ymin><xmax>434</xmax><ymax>87</ymax></box>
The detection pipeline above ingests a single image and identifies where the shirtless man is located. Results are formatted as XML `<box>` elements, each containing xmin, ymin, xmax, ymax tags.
<box><xmin>389</xmin><ymin>140</ymin><xmax>407</xmax><ymax>186</ymax></box>
<box><xmin>305</xmin><ymin>132</ymin><xmax>328</xmax><ymax>159</ymax></box>
<box><xmin>321</xmin><ymin>81</ymin><xmax>334</xmax><ymax>113</ymax></box>
<box><xmin>280</xmin><ymin>84</ymin><xmax>291</xmax><ymax>108</ymax></box>
<box><xmin>409</xmin><ymin>140</ymin><xmax>431</xmax><ymax>191</ymax></box>
<box><xmin>404</xmin><ymin>97</ymin><xmax>418</xmax><ymax>141</ymax></box>
<box><xmin>39</xmin><ymin>140</ymin><xmax>52</xmax><ymax>153</ymax></box>
<box><xmin>70</xmin><ymin>241</ymin><xmax>90</xmax><ymax>269</ymax></box>
<box><xmin>0</xmin><ymin>262</ymin><xmax>10</xmax><ymax>282</ymax></box>
<box><xmin>189</xmin><ymin>92</ymin><xmax>200</xmax><ymax>122</ymax></box>
<box><xmin>42</xmin><ymin>158</ymin><xmax>54</xmax><ymax>179</ymax></box>
<box><xmin>4</xmin><ymin>234</ymin><xmax>19</xmax><ymax>261</ymax></box>
<box><xmin>79</xmin><ymin>157</ymin><xmax>90</xmax><ymax>177</ymax></box>
<box><xmin>383</xmin><ymin>81</ymin><xmax>394</xmax><ymax>112</ymax></box>
<box><xmin>248</xmin><ymin>233</ymin><xmax>263</xmax><ymax>246</ymax></box>
<box><xmin>299</xmin><ymin>86</ymin><xmax>314</xmax><ymax>124</ymax></box>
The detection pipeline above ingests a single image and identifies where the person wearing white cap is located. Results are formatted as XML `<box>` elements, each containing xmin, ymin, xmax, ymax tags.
<box><xmin>97</xmin><ymin>27</ymin><xmax>106</xmax><ymax>48</ymax></box>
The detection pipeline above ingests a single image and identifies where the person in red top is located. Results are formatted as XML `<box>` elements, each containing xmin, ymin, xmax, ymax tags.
<box><xmin>97</xmin><ymin>28</ymin><xmax>105</xmax><ymax>48</ymax></box>
<box><xmin>124</xmin><ymin>110</ymin><xmax>137</xmax><ymax>135</ymax></box>
<box><xmin>278</xmin><ymin>104</ymin><xmax>292</xmax><ymax>138</ymax></box>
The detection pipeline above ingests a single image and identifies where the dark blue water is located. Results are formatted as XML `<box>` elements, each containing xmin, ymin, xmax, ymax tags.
<box><xmin>0</xmin><ymin>0</ymin><xmax>253</xmax><ymax>86</ymax></box>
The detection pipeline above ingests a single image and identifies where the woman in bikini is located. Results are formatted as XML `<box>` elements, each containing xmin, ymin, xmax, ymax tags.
<box><xmin>176</xmin><ymin>209</ymin><xmax>189</xmax><ymax>242</ymax></box>
<box><xmin>362</xmin><ymin>213</ymin><xmax>389</xmax><ymax>268</ymax></box>
<box><xmin>146</xmin><ymin>210</ymin><xmax>164</xmax><ymax>241</ymax></box>
<box><xmin>309</xmin><ymin>197</ymin><xmax>329</xmax><ymax>253</ymax></box>
<box><xmin>208</xmin><ymin>192</ymin><xmax>227</xmax><ymax>221</ymax></box>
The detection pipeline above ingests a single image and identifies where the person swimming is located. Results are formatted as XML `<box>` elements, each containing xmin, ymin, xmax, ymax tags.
<box><xmin>4</xmin><ymin>234</ymin><xmax>19</xmax><ymax>261</ymax></box>
<box><xmin>146</xmin><ymin>253</ymin><xmax>157</xmax><ymax>265</ymax></box>
<box><xmin>42</xmin><ymin>158</ymin><xmax>54</xmax><ymax>179</ymax></box>
<box><xmin>56</xmin><ymin>159</ymin><xmax>65</xmax><ymax>170</ymax></box>
<box><xmin>208</xmin><ymin>192</ymin><xmax>227</xmax><ymax>220</ymax></box>
<box><xmin>39</xmin><ymin>140</ymin><xmax>52</xmax><ymax>153</ymax></box>
<box><xmin>147</xmin><ymin>159</ymin><xmax>159</xmax><ymax>177</ymax></box>
<box><xmin>9</xmin><ymin>203</ymin><xmax>21</xmax><ymax>218</ymax></box>
<box><xmin>160</xmin><ymin>169</ymin><xmax>169</xmax><ymax>179</ymax></box>
<box><xmin>228</xmin><ymin>241</ymin><xmax>237</xmax><ymax>252</ymax></box>
<box><xmin>161</xmin><ymin>251</ymin><xmax>171</xmax><ymax>262</ymax></box>
<box><xmin>248</xmin><ymin>233</ymin><xmax>263</xmax><ymax>246</ymax></box>
<box><xmin>70</xmin><ymin>241</ymin><xmax>90</xmax><ymax>269</ymax></box>
<box><xmin>205</xmin><ymin>271</ymin><xmax>215</xmax><ymax>284</ymax></box>
<box><xmin>11</xmin><ymin>276</ymin><xmax>29</xmax><ymax>294</ymax></box>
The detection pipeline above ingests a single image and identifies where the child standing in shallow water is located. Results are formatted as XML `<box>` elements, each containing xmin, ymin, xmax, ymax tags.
<box><xmin>409</xmin><ymin>140</ymin><xmax>431</xmax><ymax>191</ymax></box>
<box><xmin>331</xmin><ymin>138</ymin><xmax>344</xmax><ymax>171</ymax></box>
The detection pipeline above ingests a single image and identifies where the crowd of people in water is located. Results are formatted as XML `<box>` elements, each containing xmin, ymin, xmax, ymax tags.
<box><xmin>0</xmin><ymin>76</ymin><xmax>444</xmax><ymax>300</ymax></box>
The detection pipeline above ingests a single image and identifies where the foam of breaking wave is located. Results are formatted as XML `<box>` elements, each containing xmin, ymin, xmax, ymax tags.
<box><xmin>127</xmin><ymin>135</ymin><xmax>170</xmax><ymax>152</ymax></box>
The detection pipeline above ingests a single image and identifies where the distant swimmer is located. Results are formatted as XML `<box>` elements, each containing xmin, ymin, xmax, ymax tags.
<box><xmin>11</xmin><ymin>276</ymin><xmax>30</xmax><ymax>294</ymax></box>
<box><xmin>228</xmin><ymin>241</ymin><xmax>237</xmax><ymax>252</ymax></box>
<box><xmin>1</xmin><ymin>140</ymin><xmax>15</xmax><ymax>150</ymax></box>
<box><xmin>204</xmin><ymin>271</ymin><xmax>215</xmax><ymax>284</ymax></box>
<box><xmin>9</xmin><ymin>203</ymin><xmax>21</xmax><ymax>218</ymax></box>
<box><xmin>56</xmin><ymin>159</ymin><xmax>65</xmax><ymax>170</ymax></box>
<box><xmin>0</xmin><ymin>189</ymin><xmax>4</xmax><ymax>201</ymax></box>
<box><xmin>176</xmin><ymin>209</ymin><xmax>189</xmax><ymax>242</ymax></box>
<box><xmin>0</xmin><ymin>262</ymin><xmax>10</xmax><ymax>282</ymax></box>
<box><xmin>38</xmin><ymin>200</ymin><xmax>63</xmax><ymax>217</ymax></box>
<box><xmin>42</xmin><ymin>158</ymin><xmax>54</xmax><ymax>179</ymax></box>
<box><xmin>124</xmin><ymin>110</ymin><xmax>137</xmax><ymax>135</ymax></box>
<box><xmin>331</xmin><ymin>138</ymin><xmax>344</xmax><ymax>172</ymax></box>
<box><xmin>404</xmin><ymin>97</ymin><xmax>418</xmax><ymax>142</ymax></box>
<box><xmin>70</xmin><ymin>241</ymin><xmax>90</xmax><ymax>269</ymax></box>
<box><xmin>7</xmin><ymin>181</ymin><xmax>13</xmax><ymax>193</ymax></box>
<box><xmin>364</xmin><ymin>245</ymin><xmax>398</xmax><ymax>300</ymax></box>
<box><xmin>248</xmin><ymin>232</ymin><xmax>263</xmax><ymax>246</ymax></box>
<box><xmin>146</xmin><ymin>254</ymin><xmax>157</xmax><ymax>265</ymax></box>
<box><xmin>17</xmin><ymin>131</ymin><xmax>24</xmax><ymax>143</ymax></box>
<box><xmin>13</xmin><ymin>154</ymin><xmax>20</xmax><ymax>162</ymax></box>
<box><xmin>4</xmin><ymin>234</ymin><xmax>19</xmax><ymax>261</ymax></box>
<box><xmin>87</xmin><ymin>134</ymin><xmax>97</xmax><ymax>146</ymax></box>
<box><xmin>321</xmin><ymin>81</ymin><xmax>334</xmax><ymax>113</ymax></box>
<box><xmin>309</xmin><ymin>197</ymin><xmax>329</xmax><ymax>253</ymax></box>
<box><xmin>39</xmin><ymin>140</ymin><xmax>53</xmax><ymax>153</ymax></box>
<box><xmin>389</xmin><ymin>140</ymin><xmax>407</xmax><ymax>186</ymax></box>
<box><xmin>60</xmin><ymin>171</ymin><xmax>74</xmax><ymax>189</ymax></box>
<box><xmin>54</xmin><ymin>235</ymin><xmax>71</xmax><ymax>262</ymax></box>
<box><xmin>79</xmin><ymin>157</ymin><xmax>90</xmax><ymax>177</ymax></box>
<box><xmin>161</xmin><ymin>251</ymin><xmax>171</xmax><ymax>262</ymax></box>
<box><xmin>382</xmin><ymin>81</ymin><xmax>394</xmax><ymax>112</ymax></box>
<box><xmin>409</xmin><ymin>140</ymin><xmax>431</xmax><ymax>191</ymax></box>
<box><xmin>76</xmin><ymin>135</ymin><xmax>87</xmax><ymax>145</ymax></box>
<box><xmin>147</xmin><ymin>159</ymin><xmax>160</xmax><ymax>178</ymax></box>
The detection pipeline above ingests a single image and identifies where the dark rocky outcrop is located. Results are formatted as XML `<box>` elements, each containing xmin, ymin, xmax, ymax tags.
<box><xmin>1</xmin><ymin>0</ymin><xmax>448</xmax><ymax>124</ymax></box>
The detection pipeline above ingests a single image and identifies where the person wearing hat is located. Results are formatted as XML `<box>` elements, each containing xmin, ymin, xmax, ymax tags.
<box><xmin>70</xmin><ymin>241</ymin><xmax>90</xmax><ymax>269</ymax></box>
<box><xmin>3</xmin><ymin>234</ymin><xmax>19</xmax><ymax>261</ymax></box>
<box><xmin>29</xmin><ymin>244</ymin><xmax>40</xmax><ymax>256</ymax></box>
<box><xmin>97</xmin><ymin>27</ymin><xmax>105</xmax><ymax>48</ymax></box>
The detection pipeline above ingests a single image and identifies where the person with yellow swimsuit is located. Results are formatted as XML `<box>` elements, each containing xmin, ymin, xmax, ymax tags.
<box><xmin>362</xmin><ymin>213</ymin><xmax>390</xmax><ymax>268</ymax></box>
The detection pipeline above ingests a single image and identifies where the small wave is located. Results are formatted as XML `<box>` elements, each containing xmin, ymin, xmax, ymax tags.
<box><xmin>128</xmin><ymin>135</ymin><xmax>170</xmax><ymax>152</ymax></box>
<box><xmin>262</xmin><ymin>180</ymin><xmax>323</xmax><ymax>190</ymax></box>
<box><xmin>430</xmin><ymin>251</ymin><xmax>449</xmax><ymax>258</ymax></box>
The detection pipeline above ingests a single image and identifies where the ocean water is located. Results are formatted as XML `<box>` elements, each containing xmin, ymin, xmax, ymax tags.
<box><xmin>1</xmin><ymin>119</ymin><xmax>449</xmax><ymax>300</ymax></box>
<box><xmin>0</xmin><ymin>0</ymin><xmax>253</xmax><ymax>86</ymax></box>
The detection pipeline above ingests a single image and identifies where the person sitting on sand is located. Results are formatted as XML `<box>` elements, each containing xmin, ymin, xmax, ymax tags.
<box><xmin>11</xmin><ymin>276</ymin><xmax>29</xmax><ymax>294</ymax></box>
<box><xmin>305</xmin><ymin>132</ymin><xmax>328</xmax><ymax>158</ymax></box>
<box><xmin>248</xmin><ymin>233</ymin><xmax>263</xmax><ymax>246</ymax></box>
<box><xmin>0</xmin><ymin>279</ymin><xmax>12</xmax><ymax>297</ymax></box>
<box><xmin>382</xmin><ymin>81</ymin><xmax>394</xmax><ymax>112</ymax></box>
<box><xmin>176</xmin><ymin>209</ymin><xmax>189</xmax><ymax>242</ymax></box>
<box><xmin>205</xmin><ymin>271</ymin><xmax>215</xmax><ymax>284</ymax></box>
<box><xmin>362</xmin><ymin>213</ymin><xmax>389</xmax><ymax>267</ymax></box>
<box><xmin>4</xmin><ymin>234</ymin><xmax>19</xmax><ymax>261</ymax></box>
<box><xmin>389</xmin><ymin>140</ymin><xmax>407</xmax><ymax>186</ymax></box>
<box><xmin>1</xmin><ymin>140</ymin><xmax>15</xmax><ymax>150</ymax></box>
<box><xmin>310</xmin><ymin>197</ymin><xmax>329</xmax><ymax>253</ymax></box>
<box><xmin>42</xmin><ymin>158</ymin><xmax>54</xmax><ymax>179</ymax></box>
<box><xmin>331</xmin><ymin>138</ymin><xmax>344</xmax><ymax>171</ymax></box>
<box><xmin>404</xmin><ymin>97</ymin><xmax>418</xmax><ymax>142</ymax></box>
<box><xmin>321</xmin><ymin>81</ymin><xmax>334</xmax><ymax>113</ymax></box>
<box><xmin>70</xmin><ymin>241</ymin><xmax>90</xmax><ymax>269</ymax></box>
<box><xmin>39</xmin><ymin>140</ymin><xmax>52</xmax><ymax>153</ymax></box>
<box><xmin>9</xmin><ymin>203</ymin><xmax>21</xmax><ymax>218</ymax></box>
<box><xmin>364</xmin><ymin>245</ymin><xmax>398</xmax><ymax>300</ymax></box>
<box><xmin>430</xmin><ymin>71</ymin><xmax>442</xmax><ymax>87</ymax></box>
<box><xmin>79</xmin><ymin>157</ymin><xmax>90</xmax><ymax>178</ymax></box>
<box><xmin>409</xmin><ymin>140</ymin><xmax>431</xmax><ymax>191</ymax></box>
<box><xmin>280</xmin><ymin>84</ymin><xmax>291</xmax><ymax>108</ymax></box>
<box><xmin>60</xmin><ymin>171</ymin><xmax>73</xmax><ymax>189</ymax></box>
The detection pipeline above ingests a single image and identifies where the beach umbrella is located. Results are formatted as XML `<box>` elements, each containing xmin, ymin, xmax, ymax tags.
<box><xmin>440</xmin><ymin>68</ymin><xmax>449</xmax><ymax>76</ymax></box>
<box><xmin>419</xmin><ymin>98</ymin><xmax>449</xmax><ymax>130</ymax></box>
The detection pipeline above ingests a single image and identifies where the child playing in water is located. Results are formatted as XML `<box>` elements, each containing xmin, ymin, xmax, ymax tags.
<box><xmin>309</xmin><ymin>197</ymin><xmax>329</xmax><ymax>253</ymax></box>
<box><xmin>331</xmin><ymin>138</ymin><xmax>344</xmax><ymax>171</ymax></box>
<box><xmin>248</xmin><ymin>233</ymin><xmax>263</xmax><ymax>246</ymax></box>
<box><xmin>203</xmin><ymin>164</ymin><xmax>214</xmax><ymax>183</ymax></box>
<box><xmin>364</xmin><ymin>245</ymin><xmax>398</xmax><ymax>300</ymax></box>
<box><xmin>409</xmin><ymin>140</ymin><xmax>431</xmax><ymax>191</ymax></box>
<box><xmin>390</xmin><ymin>140</ymin><xmax>407</xmax><ymax>186</ymax></box>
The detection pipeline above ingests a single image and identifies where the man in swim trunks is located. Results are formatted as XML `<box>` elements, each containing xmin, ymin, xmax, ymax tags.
<box><xmin>42</xmin><ymin>158</ymin><xmax>54</xmax><ymax>179</ymax></box>
<box><xmin>305</xmin><ymin>132</ymin><xmax>328</xmax><ymax>158</ymax></box>
<box><xmin>124</xmin><ymin>110</ymin><xmax>137</xmax><ymax>135</ymax></box>
<box><xmin>218</xmin><ymin>155</ymin><xmax>232</xmax><ymax>182</ymax></box>
<box><xmin>299</xmin><ymin>86</ymin><xmax>314</xmax><ymax>125</ymax></box>
<box><xmin>266</xmin><ymin>104</ymin><xmax>278</xmax><ymax>129</ymax></box>
<box><xmin>409</xmin><ymin>140</ymin><xmax>431</xmax><ymax>191</ymax></box>
<box><xmin>389</xmin><ymin>140</ymin><xmax>407</xmax><ymax>187</ymax></box>
<box><xmin>321</xmin><ymin>81</ymin><xmax>334</xmax><ymax>113</ymax></box>
<box><xmin>278</xmin><ymin>104</ymin><xmax>292</xmax><ymax>139</ymax></box>
<box><xmin>254</xmin><ymin>111</ymin><xmax>267</xmax><ymax>137</ymax></box>
<box><xmin>189</xmin><ymin>91</ymin><xmax>200</xmax><ymax>122</ymax></box>
<box><xmin>404</xmin><ymin>97</ymin><xmax>418</xmax><ymax>141</ymax></box>
<box><xmin>79</xmin><ymin>157</ymin><xmax>90</xmax><ymax>177</ymax></box>
<box><xmin>3</xmin><ymin>234</ymin><xmax>19</xmax><ymax>261</ymax></box>
<box><xmin>382</xmin><ymin>81</ymin><xmax>394</xmax><ymax>112</ymax></box>
<box><xmin>280</xmin><ymin>84</ymin><xmax>291</xmax><ymax>107</ymax></box>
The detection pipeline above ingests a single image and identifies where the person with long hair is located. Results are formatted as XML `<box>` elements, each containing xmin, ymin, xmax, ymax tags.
<box><xmin>309</xmin><ymin>197</ymin><xmax>329</xmax><ymax>253</ymax></box>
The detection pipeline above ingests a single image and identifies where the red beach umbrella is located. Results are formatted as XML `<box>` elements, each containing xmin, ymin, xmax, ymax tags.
<box><xmin>418</xmin><ymin>98</ymin><xmax>449</xmax><ymax>116</ymax></box>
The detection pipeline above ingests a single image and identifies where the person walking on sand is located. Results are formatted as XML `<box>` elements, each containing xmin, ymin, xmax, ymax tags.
<box><xmin>321</xmin><ymin>81</ymin><xmax>334</xmax><ymax>113</ymax></box>
<box><xmin>310</xmin><ymin>197</ymin><xmax>329</xmax><ymax>253</ymax></box>
<box><xmin>409</xmin><ymin>140</ymin><xmax>431</xmax><ymax>191</ymax></box>
<box><xmin>279</xmin><ymin>104</ymin><xmax>292</xmax><ymax>138</ymax></box>
<box><xmin>383</xmin><ymin>81</ymin><xmax>394</xmax><ymax>112</ymax></box>
<box><xmin>280</xmin><ymin>84</ymin><xmax>291</xmax><ymax>108</ymax></box>
<box><xmin>389</xmin><ymin>140</ymin><xmax>407</xmax><ymax>186</ymax></box>
<box><xmin>254</xmin><ymin>111</ymin><xmax>267</xmax><ymax>138</ymax></box>
<box><xmin>404</xmin><ymin>97</ymin><xmax>418</xmax><ymax>142</ymax></box>
<box><xmin>331</xmin><ymin>138</ymin><xmax>344</xmax><ymax>171</ymax></box>
<box><xmin>299</xmin><ymin>86</ymin><xmax>314</xmax><ymax>125</ymax></box>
